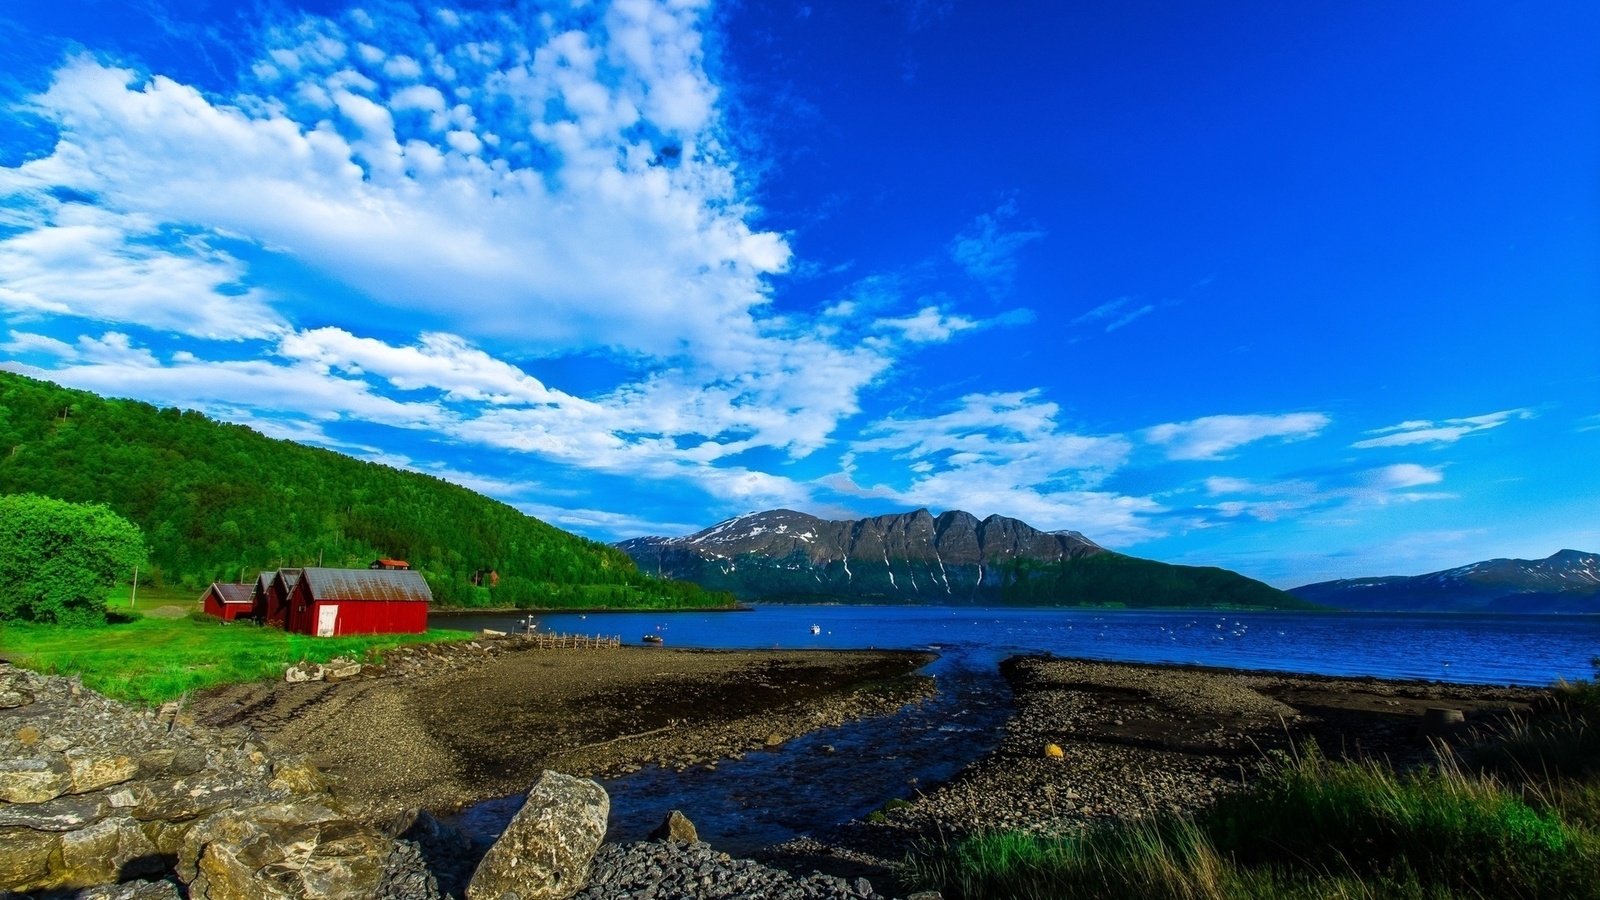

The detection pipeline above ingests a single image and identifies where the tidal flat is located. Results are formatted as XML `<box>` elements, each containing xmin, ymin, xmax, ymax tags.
<box><xmin>188</xmin><ymin>643</ymin><xmax>936</xmax><ymax>819</ymax></box>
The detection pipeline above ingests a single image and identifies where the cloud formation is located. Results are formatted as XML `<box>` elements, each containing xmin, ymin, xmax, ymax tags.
<box><xmin>839</xmin><ymin>391</ymin><xmax>1162</xmax><ymax>542</ymax></box>
<box><xmin>1201</xmin><ymin>463</ymin><xmax>1451</xmax><ymax>522</ymax></box>
<box><xmin>0</xmin><ymin>1</ymin><xmax>994</xmax><ymax>510</ymax></box>
<box><xmin>1143</xmin><ymin>412</ymin><xmax>1331</xmax><ymax>461</ymax></box>
<box><xmin>1352</xmin><ymin>409</ymin><xmax>1532</xmax><ymax>448</ymax></box>
<box><xmin>947</xmin><ymin>199</ymin><xmax>1044</xmax><ymax>292</ymax></box>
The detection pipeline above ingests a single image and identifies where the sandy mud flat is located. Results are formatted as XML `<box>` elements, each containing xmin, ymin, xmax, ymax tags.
<box><xmin>189</xmin><ymin>644</ymin><xmax>935</xmax><ymax>819</ymax></box>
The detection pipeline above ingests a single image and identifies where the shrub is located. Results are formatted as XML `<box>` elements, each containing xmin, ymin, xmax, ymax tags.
<box><xmin>0</xmin><ymin>493</ymin><xmax>145</xmax><ymax>626</ymax></box>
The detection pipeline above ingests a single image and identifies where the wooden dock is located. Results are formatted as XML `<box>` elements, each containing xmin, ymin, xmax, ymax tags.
<box><xmin>519</xmin><ymin>631</ymin><xmax>621</xmax><ymax>650</ymax></box>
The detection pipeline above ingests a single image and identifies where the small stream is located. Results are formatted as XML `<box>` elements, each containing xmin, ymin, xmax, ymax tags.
<box><xmin>451</xmin><ymin>644</ymin><xmax>1009</xmax><ymax>855</ymax></box>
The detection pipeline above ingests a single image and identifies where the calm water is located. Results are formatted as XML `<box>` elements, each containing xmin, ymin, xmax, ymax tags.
<box><xmin>436</xmin><ymin>606</ymin><xmax>1600</xmax><ymax>854</ymax></box>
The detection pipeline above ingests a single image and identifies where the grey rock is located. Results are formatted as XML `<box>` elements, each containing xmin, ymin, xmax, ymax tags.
<box><xmin>466</xmin><ymin>771</ymin><xmax>609</xmax><ymax>900</ymax></box>
<box><xmin>0</xmin><ymin>689</ymin><xmax>33</xmax><ymax>709</ymax></box>
<box><xmin>0</xmin><ymin>828</ymin><xmax>60</xmax><ymax>890</ymax></box>
<box><xmin>178</xmin><ymin>802</ymin><xmax>389</xmax><ymax>900</ymax></box>
<box><xmin>0</xmin><ymin>793</ymin><xmax>111</xmax><ymax>831</ymax></box>
<box><xmin>59</xmin><ymin>815</ymin><xmax>164</xmax><ymax>887</ymax></box>
<box><xmin>65</xmin><ymin>879</ymin><xmax>186</xmax><ymax>900</ymax></box>
<box><xmin>0</xmin><ymin>757</ymin><xmax>71</xmax><ymax>804</ymax></box>
<box><xmin>648</xmin><ymin>809</ymin><xmax>698</xmax><ymax>843</ymax></box>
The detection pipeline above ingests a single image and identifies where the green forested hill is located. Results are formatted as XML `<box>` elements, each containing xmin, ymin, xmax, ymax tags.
<box><xmin>0</xmin><ymin>371</ymin><xmax>733</xmax><ymax>609</ymax></box>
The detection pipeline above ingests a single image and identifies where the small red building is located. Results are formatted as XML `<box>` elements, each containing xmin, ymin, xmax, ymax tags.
<box><xmin>253</xmin><ymin>569</ymin><xmax>302</xmax><ymax>628</ymax></box>
<box><xmin>370</xmin><ymin>558</ymin><xmax>411</xmax><ymax>570</ymax></box>
<box><xmin>200</xmin><ymin>583</ymin><xmax>255</xmax><ymax>621</ymax></box>
<box><xmin>283</xmin><ymin>567</ymin><xmax>432</xmax><ymax>636</ymax></box>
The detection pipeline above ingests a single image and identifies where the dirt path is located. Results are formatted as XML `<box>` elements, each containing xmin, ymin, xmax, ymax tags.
<box><xmin>189</xmin><ymin>645</ymin><xmax>935</xmax><ymax>818</ymax></box>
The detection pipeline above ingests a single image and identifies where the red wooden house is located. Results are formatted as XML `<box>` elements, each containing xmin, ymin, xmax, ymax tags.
<box><xmin>200</xmin><ymin>583</ymin><xmax>255</xmax><ymax>621</ymax></box>
<box><xmin>370</xmin><ymin>558</ymin><xmax>411</xmax><ymax>570</ymax></box>
<box><xmin>283</xmin><ymin>567</ymin><xmax>432</xmax><ymax>636</ymax></box>
<box><xmin>252</xmin><ymin>569</ymin><xmax>303</xmax><ymax>628</ymax></box>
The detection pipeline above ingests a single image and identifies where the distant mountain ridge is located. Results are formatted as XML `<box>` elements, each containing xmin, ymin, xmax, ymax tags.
<box><xmin>1290</xmin><ymin>550</ymin><xmax>1600</xmax><ymax>614</ymax></box>
<box><xmin>618</xmin><ymin>508</ymin><xmax>1313</xmax><ymax>609</ymax></box>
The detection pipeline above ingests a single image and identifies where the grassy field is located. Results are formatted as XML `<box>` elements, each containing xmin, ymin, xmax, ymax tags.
<box><xmin>0</xmin><ymin>610</ymin><xmax>472</xmax><ymax>705</ymax></box>
<box><xmin>905</xmin><ymin>668</ymin><xmax>1600</xmax><ymax>900</ymax></box>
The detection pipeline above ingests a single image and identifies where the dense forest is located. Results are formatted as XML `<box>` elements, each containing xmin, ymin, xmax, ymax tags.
<box><xmin>0</xmin><ymin>372</ymin><xmax>734</xmax><ymax>609</ymax></box>
<box><xmin>996</xmin><ymin>554</ymin><xmax>1320</xmax><ymax>610</ymax></box>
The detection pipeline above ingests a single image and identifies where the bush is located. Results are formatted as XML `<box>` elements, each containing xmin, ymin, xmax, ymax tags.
<box><xmin>0</xmin><ymin>493</ymin><xmax>146</xmax><ymax>626</ymax></box>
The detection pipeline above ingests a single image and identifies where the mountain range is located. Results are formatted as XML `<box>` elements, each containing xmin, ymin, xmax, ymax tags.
<box><xmin>1290</xmin><ymin>550</ymin><xmax>1600</xmax><ymax>614</ymax></box>
<box><xmin>618</xmin><ymin>508</ymin><xmax>1313</xmax><ymax>609</ymax></box>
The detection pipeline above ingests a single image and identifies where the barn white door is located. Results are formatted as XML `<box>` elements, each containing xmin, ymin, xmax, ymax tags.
<box><xmin>316</xmin><ymin>605</ymin><xmax>339</xmax><ymax>637</ymax></box>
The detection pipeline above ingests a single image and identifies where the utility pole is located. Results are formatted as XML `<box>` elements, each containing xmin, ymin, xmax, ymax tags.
<box><xmin>130</xmin><ymin>565</ymin><xmax>139</xmax><ymax>608</ymax></box>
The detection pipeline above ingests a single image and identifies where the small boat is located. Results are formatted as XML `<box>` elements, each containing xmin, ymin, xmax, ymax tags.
<box><xmin>810</xmin><ymin>624</ymin><xmax>821</xmax><ymax>635</ymax></box>
<box><xmin>641</xmin><ymin>634</ymin><xmax>664</xmax><ymax>644</ymax></box>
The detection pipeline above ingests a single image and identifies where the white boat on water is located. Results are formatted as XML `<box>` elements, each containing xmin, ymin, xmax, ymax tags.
<box><xmin>810</xmin><ymin>624</ymin><xmax>821</xmax><ymax>635</ymax></box>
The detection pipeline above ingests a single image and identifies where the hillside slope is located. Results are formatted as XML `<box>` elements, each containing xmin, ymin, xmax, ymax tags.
<box><xmin>1291</xmin><ymin>550</ymin><xmax>1600</xmax><ymax>614</ymax></box>
<box><xmin>619</xmin><ymin>508</ymin><xmax>1314</xmax><ymax>610</ymax></box>
<box><xmin>0</xmin><ymin>371</ymin><xmax>731</xmax><ymax>609</ymax></box>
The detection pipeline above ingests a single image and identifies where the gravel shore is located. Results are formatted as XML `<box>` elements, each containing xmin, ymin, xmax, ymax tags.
<box><xmin>189</xmin><ymin>645</ymin><xmax>1547</xmax><ymax>899</ymax></box>
<box><xmin>808</xmin><ymin>654</ymin><xmax>1544</xmax><ymax>870</ymax></box>
<box><xmin>189</xmin><ymin>642</ymin><xmax>935</xmax><ymax>818</ymax></box>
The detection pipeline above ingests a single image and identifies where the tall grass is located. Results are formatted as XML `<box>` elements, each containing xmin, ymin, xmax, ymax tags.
<box><xmin>0</xmin><ymin>611</ymin><xmax>471</xmax><ymax>705</ymax></box>
<box><xmin>905</xmin><ymin>745</ymin><xmax>1600</xmax><ymax>900</ymax></box>
<box><xmin>1473</xmin><ymin>659</ymin><xmax>1600</xmax><ymax>830</ymax></box>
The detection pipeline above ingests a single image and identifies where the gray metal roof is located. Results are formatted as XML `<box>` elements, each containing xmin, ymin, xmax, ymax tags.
<box><xmin>300</xmin><ymin>567</ymin><xmax>433</xmax><ymax>603</ymax></box>
<box><xmin>208</xmin><ymin>583</ymin><xmax>255</xmax><ymax>603</ymax></box>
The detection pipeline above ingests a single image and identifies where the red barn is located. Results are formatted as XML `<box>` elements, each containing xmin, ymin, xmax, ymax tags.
<box><xmin>370</xmin><ymin>558</ymin><xmax>411</xmax><ymax>570</ymax></box>
<box><xmin>283</xmin><ymin>567</ymin><xmax>432</xmax><ymax>636</ymax></box>
<box><xmin>254</xmin><ymin>569</ymin><xmax>302</xmax><ymax>628</ymax></box>
<box><xmin>200</xmin><ymin>583</ymin><xmax>255</xmax><ymax>621</ymax></box>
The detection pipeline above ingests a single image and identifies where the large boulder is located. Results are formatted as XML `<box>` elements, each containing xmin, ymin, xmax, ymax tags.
<box><xmin>465</xmin><ymin>771</ymin><xmax>608</xmax><ymax>900</ymax></box>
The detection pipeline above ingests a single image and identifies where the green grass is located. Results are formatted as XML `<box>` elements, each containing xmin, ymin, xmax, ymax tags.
<box><xmin>904</xmin><ymin>743</ymin><xmax>1600</xmax><ymax>900</ymax></box>
<box><xmin>0</xmin><ymin>611</ymin><xmax>472</xmax><ymax>705</ymax></box>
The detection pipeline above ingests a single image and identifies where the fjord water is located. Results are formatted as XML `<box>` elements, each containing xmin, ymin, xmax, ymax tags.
<box><xmin>437</xmin><ymin>606</ymin><xmax>1600</xmax><ymax>854</ymax></box>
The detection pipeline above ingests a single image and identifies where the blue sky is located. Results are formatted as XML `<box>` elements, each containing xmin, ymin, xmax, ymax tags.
<box><xmin>0</xmin><ymin>0</ymin><xmax>1595</xmax><ymax>586</ymax></box>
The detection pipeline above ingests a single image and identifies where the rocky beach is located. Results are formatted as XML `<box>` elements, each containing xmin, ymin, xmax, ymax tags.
<box><xmin>2</xmin><ymin>634</ymin><xmax>1557</xmax><ymax>899</ymax></box>
<box><xmin>791</xmin><ymin>654</ymin><xmax>1545</xmax><ymax>876</ymax></box>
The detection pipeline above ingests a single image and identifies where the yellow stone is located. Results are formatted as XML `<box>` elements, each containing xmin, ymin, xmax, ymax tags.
<box><xmin>1044</xmin><ymin>743</ymin><xmax>1064</xmax><ymax>759</ymax></box>
<box><xmin>15</xmin><ymin>727</ymin><xmax>41</xmax><ymax>746</ymax></box>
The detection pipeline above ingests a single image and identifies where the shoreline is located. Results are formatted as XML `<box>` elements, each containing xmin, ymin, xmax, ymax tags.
<box><xmin>780</xmin><ymin>652</ymin><xmax>1548</xmax><ymax>878</ymax></box>
<box><xmin>428</xmin><ymin>605</ymin><xmax>753</xmax><ymax>616</ymax></box>
<box><xmin>187</xmin><ymin>641</ymin><xmax>936</xmax><ymax>819</ymax></box>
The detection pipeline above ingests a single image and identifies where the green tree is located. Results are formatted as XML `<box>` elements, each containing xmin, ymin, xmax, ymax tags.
<box><xmin>0</xmin><ymin>371</ymin><xmax>731</xmax><ymax>609</ymax></box>
<box><xmin>0</xmin><ymin>494</ymin><xmax>146</xmax><ymax>626</ymax></box>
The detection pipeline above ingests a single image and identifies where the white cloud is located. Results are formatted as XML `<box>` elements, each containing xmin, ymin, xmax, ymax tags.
<box><xmin>1352</xmin><ymin>409</ymin><xmax>1532</xmax><ymax>448</ymax></box>
<box><xmin>1</xmin><ymin>331</ymin><xmax>78</xmax><ymax>358</ymax></box>
<box><xmin>2</xmin><ymin>7</ymin><xmax>786</xmax><ymax>363</ymax></box>
<box><xmin>1364</xmin><ymin>463</ymin><xmax>1444</xmax><ymax>490</ymax></box>
<box><xmin>0</xmin><ymin>2</ymin><xmax>945</xmax><ymax>508</ymax></box>
<box><xmin>1143</xmin><ymin>412</ymin><xmax>1330</xmax><ymax>461</ymax></box>
<box><xmin>844</xmin><ymin>391</ymin><xmax>1159</xmax><ymax>543</ymax></box>
<box><xmin>1201</xmin><ymin>463</ymin><xmax>1451</xmax><ymax>522</ymax></box>
<box><xmin>0</xmin><ymin>200</ymin><xmax>283</xmax><ymax>340</ymax></box>
<box><xmin>871</xmin><ymin>306</ymin><xmax>978</xmax><ymax>343</ymax></box>
<box><xmin>947</xmin><ymin>199</ymin><xmax>1044</xmax><ymax>292</ymax></box>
